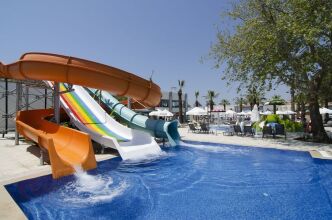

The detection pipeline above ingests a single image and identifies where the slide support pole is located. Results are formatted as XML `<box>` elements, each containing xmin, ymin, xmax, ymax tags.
<box><xmin>54</xmin><ymin>82</ymin><xmax>60</xmax><ymax>124</ymax></box>
<box><xmin>15</xmin><ymin>82</ymin><xmax>22</xmax><ymax>145</ymax></box>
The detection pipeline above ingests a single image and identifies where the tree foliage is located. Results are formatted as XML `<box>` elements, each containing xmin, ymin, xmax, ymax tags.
<box><xmin>220</xmin><ymin>98</ymin><xmax>230</xmax><ymax>111</ymax></box>
<box><xmin>194</xmin><ymin>90</ymin><xmax>200</xmax><ymax>107</ymax></box>
<box><xmin>205</xmin><ymin>90</ymin><xmax>219</xmax><ymax>111</ymax></box>
<box><xmin>210</xmin><ymin>0</ymin><xmax>332</xmax><ymax>142</ymax></box>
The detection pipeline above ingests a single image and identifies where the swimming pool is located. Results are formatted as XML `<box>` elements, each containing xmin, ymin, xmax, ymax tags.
<box><xmin>6</xmin><ymin>142</ymin><xmax>332</xmax><ymax>219</ymax></box>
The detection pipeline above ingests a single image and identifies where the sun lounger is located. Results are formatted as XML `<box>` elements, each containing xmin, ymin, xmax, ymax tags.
<box><xmin>188</xmin><ymin>123</ymin><xmax>200</xmax><ymax>133</ymax></box>
<box><xmin>233</xmin><ymin>125</ymin><xmax>243</xmax><ymax>136</ymax></box>
<box><xmin>275</xmin><ymin>124</ymin><xmax>286</xmax><ymax>139</ymax></box>
<box><xmin>243</xmin><ymin>126</ymin><xmax>254</xmax><ymax>136</ymax></box>
<box><xmin>262</xmin><ymin>126</ymin><xmax>273</xmax><ymax>138</ymax></box>
<box><xmin>200</xmin><ymin>123</ymin><xmax>212</xmax><ymax>134</ymax></box>
<box><xmin>262</xmin><ymin>124</ymin><xmax>286</xmax><ymax>139</ymax></box>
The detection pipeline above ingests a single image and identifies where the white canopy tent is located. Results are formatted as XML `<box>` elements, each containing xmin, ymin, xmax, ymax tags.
<box><xmin>237</xmin><ymin>111</ymin><xmax>247</xmax><ymax>116</ymax></box>
<box><xmin>320</xmin><ymin>107</ymin><xmax>332</xmax><ymax>114</ymax></box>
<box><xmin>225</xmin><ymin>109</ymin><xmax>236</xmax><ymax>116</ymax></box>
<box><xmin>284</xmin><ymin>110</ymin><xmax>296</xmax><ymax>115</ymax></box>
<box><xmin>149</xmin><ymin>109</ymin><xmax>161</xmax><ymax>116</ymax></box>
<box><xmin>162</xmin><ymin>109</ymin><xmax>173</xmax><ymax>117</ymax></box>
<box><xmin>276</xmin><ymin>110</ymin><xmax>296</xmax><ymax>115</ymax></box>
<box><xmin>261</xmin><ymin>110</ymin><xmax>273</xmax><ymax>115</ymax></box>
<box><xmin>186</xmin><ymin>107</ymin><xmax>208</xmax><ymax>116</ymax></box>
<box><xmin>149</xmin><ymin>109</ymin><xmax>173</xmax><ymax>117</ymax></box>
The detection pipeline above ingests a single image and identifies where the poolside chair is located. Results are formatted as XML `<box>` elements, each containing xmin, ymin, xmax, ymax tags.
<box><xmin>233</xmin><ymin>125</ymin><xmax>243</xmax><ymax>136</ymax></box>
<box><xmin>262</xmin><ymin>126</ymin><xmax>273</xmax><ymax>138</ymax></box>
<box><xmin>200</xmin><ymin>123</ymin><xmax>212</xmax><ymax>134</ymax></box>
<box><xmin>188</xmin><ymin>123</ymin><xmax>199</xmax><ymax>133</ymax></box>
<box><xmin>275</xmin><ymin>124</ymin><xmax>286</xmax><ymax>139</ymax></box>
<box><xmin>243</xmin><ymin>126</ymin><xmax>254</xmax><ymax>136</ymax></box>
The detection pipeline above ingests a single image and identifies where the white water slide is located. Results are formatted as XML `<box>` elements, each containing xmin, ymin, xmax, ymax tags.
<box><xmin>56</xmin><ymin>83</ymin><xmax>162</xmax><ymax>160</ymax></box>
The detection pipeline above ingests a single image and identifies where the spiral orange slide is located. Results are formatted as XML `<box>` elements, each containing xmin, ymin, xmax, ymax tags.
<box><xmin>0</xmin><ymin>52</ymin><xmax>162</xmax><ymax>178</ymax></box>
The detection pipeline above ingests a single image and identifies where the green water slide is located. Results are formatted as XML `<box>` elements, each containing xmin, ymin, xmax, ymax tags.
<box><xmin>86</xmin><ymin>88</ymin><xmax>180</xmax><ymax>146</ymax></box>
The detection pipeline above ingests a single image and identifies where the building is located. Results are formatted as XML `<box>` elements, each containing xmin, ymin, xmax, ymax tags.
<box><xmin>157</xmin><ymin>91</ymin><xmax>188</xmax><ymax>119</ymax></box>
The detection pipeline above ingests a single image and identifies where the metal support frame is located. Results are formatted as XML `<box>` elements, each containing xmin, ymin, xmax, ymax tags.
<box><xmin>44</xmin><ymin>88</ymin><xmax>47</xmax><ymax>109</ymax></box>
<box><xmin>2</xmin><ymin>79</ymin><xmax>8</xmax><ymax>138</ymax></box>
<box><xmin>0</xmin><ymin>79</ymin><xmax>53</xmax><ymax>140</ymax></box>
<box><xmin>25</xmin><ymin>86</ymin><xmax>29</xmax><ymax>110</ymax></box>
<box><xmin>53</xmin><ymin>82</ymin><xmax>60</xmax><ymax>124</ymax></box>
<box><xmin>40</xmin><ymin>149</ymin><xmax>44</xmax><ymax>166</ymax></box>
<box><xmin>127</xmin><ymin>97</ymin><xmax>131</xmax><ymax>109</ymax></box>
<box><xmin>15</xmin><ymin>82</ymin><xmax>22</xmax><ymax>145</ymax></box>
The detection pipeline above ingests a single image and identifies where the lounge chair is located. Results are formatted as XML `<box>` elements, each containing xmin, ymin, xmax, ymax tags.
<box><xmin>262</xmin><ymin>126</ymin><xmax>273</xmax><ymax>138</ymax></box>
<box><xmin>188</xmin><ymin>123</ymin><xmax>199</xmax><ymax>133</ymax></box>
<box><xmin>233</xmin><ymin>125</ymin><xmax>243</xmax><ymax>136</ymax></box>
<box><xmin>200</xmin><ymin>123</ymin><xmax>212</xmax><ymax>134</ymax></box>
<box><xmin>275</xmin><ymin>124</ymin><xmax>286</xmax><ymax>139</ymax></box>
<box><xmin>243</xmin><ymin>126</ymin><xmax>254</xmax><ymax>136</ymax></box>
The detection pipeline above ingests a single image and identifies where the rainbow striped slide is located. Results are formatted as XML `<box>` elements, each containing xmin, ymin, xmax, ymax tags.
<box><xmin>47</xmin><ymin>82</ymin><xmax>162</xmax><ymax>160</ymax></box>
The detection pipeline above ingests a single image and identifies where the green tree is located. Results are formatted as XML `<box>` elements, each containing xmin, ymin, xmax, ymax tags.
<box><xmin>220</xmin><ymin>99</ymin><xmax>230</xmax><ymax>111</ymax></box>
<box><xmin>178</xmin><ymin>80</ymin><xmax>185</xmax><ymax>123</ymax></box>
<box><xmin>194</xmin><ymin>90</ymin><xmax>200</xmax><ymax>107</ymax></box>
<box><xmin>210</xmin><ymin>0</ymin><xmax>332</xmax><ymax>142</ymax></box>
<box><xmin>205</xmin><ymin>90</ymin><xmax>219</xmax><ymax>111</ymax></box>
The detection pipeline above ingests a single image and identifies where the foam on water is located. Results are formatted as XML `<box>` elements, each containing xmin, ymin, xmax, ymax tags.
<box><xmin>122</xmin><ymin>150</ymin><xmax>173</xmax><ymax>165</ymax></box>
<box><xmin>73</xmin><ymin>165</ymin><xmax>106</xmax><ymax>193</ymax></box>
<box><xmin>61</xmin><ymin>165</ymin><xmax>129</xmax><ymax>205</ymax></box>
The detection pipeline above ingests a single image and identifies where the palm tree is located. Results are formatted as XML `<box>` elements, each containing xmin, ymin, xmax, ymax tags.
<box><xmin>220</xmin><ymin>99</ymin><xmax>230</xmax><ymax>111</ymax></box>
<box><xmin>194</xmin><ymin>90</ymin><xmax>200</xmax><ymax>107</ymax></box>
<box><xmin>234</xmin><ymin>97</ymin><xmax>247</xmax><ymax>112</ymax></box>
<box><xmin>178</xmin><ymin>80</ymin><xmax>185</xmax><ymax>123</ymax></box>
<box><xmin>268</xmin><ymin>95</ymin><xmax>286</xmax><ymax>114</ymax></box>
<box><xmin>205</xmin><ymin>90</ymin><xmax>219</xmax><ymax>111</ymax></box>
<box><xmin>246</xmin><ymin>87</ymin><xmax>265</xmax><ymax>110</ymax></box>
<box><xmin>93</xmin><ymin>89</ymin><xmax>103</xmax><ymax>104</ymax></box>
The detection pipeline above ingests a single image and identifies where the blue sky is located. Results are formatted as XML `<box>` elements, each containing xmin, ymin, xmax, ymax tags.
<box><xmin>0</xmin><ymin>0</ymin><xmax>288</xmax><ymax>106</ymax></box>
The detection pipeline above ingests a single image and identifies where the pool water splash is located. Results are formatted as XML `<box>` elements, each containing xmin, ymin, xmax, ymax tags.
<box><xmin>73</xmin><ymin>165</ymin><xmax>107</xmax><ymax>193</ymax></box>
<box><xmin>61</xmin><ymin>165</ymin><xmax>129</xmax><ymax>205</ymax></box>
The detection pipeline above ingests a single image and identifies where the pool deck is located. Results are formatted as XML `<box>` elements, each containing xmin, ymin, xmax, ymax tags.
<box><xmin>0</xmin><ymin>128</ymin><xmax>331</xmax><ymax>219</ymax></box>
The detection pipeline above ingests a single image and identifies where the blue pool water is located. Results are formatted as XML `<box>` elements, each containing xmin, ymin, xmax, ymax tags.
<box><xmin>6</xmin><ymin>142</ymin><xmax>332</xmax><ymax>219</ymax></box>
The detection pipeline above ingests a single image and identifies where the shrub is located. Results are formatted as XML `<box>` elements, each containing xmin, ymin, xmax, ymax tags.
<box><xmin>266</xmin><ymin>114</ymin><xmax>281</xmax><ymax>123</ymax></box>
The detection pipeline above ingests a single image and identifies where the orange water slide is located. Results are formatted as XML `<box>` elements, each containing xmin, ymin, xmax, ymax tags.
<box><xmin>0</xmin><ymin>52</ymin><xmax>162</xmax><ymax>178</ymax></box>
<box><xmin>0</xmin><ymin>52</ymin><xmax>162</xmax><ymax>106</ymax></box>
<box><xmin>16</xmin><ymin>109</ymin><xmax>97</xmax><ymax>178</ymax></box>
